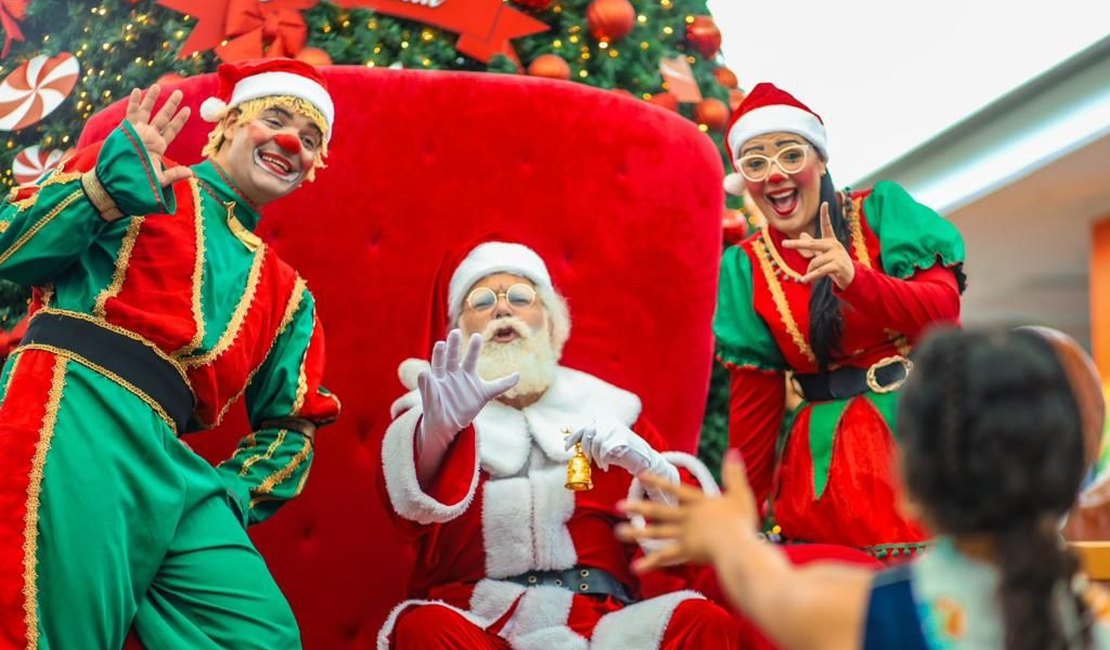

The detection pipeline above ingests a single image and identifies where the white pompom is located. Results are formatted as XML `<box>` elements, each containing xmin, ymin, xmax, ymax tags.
<box><xmin>199</xmin><ymin>97</ymin><xmax>227</xmax><ymax>122</ymax></box>
<box><xmin>398</xmin><ymin>358</ymin><xmax>430</xmax><ymax>390</ymax></box>
<box><xmin>723</xmin><ymin>172</ymin><xmax>746</xmax><ymax>197</ymax></box>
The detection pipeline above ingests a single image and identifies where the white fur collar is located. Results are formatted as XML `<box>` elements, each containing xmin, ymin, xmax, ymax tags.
<box><xmin>394</xmin><ymin>360</ymin><xmax>642</xmax><ymax>478</ymax></box>
<box><xmin>474</xmin><ymin>366</ymin><xmax>641</xmax><ymax>477</ymax></box>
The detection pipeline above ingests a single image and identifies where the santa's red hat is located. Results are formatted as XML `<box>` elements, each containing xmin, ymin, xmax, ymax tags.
<box><xmin>199</xmin><ymin>58</ymin><xmax>335</xmax><ymax>140</ymax></box>
<box><xmin>725</xmin><ymin>83</ymin><xmax>827</xmax><ymax>162</ymax></box>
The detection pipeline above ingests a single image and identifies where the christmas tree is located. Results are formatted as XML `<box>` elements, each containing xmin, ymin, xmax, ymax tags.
<box><xmin>0</xmin><ymin>0</ymin><xmax>741</xmax><ymax>464</ymax></box>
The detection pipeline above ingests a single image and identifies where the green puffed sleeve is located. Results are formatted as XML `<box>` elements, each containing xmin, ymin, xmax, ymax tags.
<box><xmin>714</xmin><ymin>244</ymin><xmax>786</xmax><ymax>371</ymax></box>
<box><xmin>863</xmin><ymin>180</ymin><xmax>966</xmax><ymax>291</ymax></box>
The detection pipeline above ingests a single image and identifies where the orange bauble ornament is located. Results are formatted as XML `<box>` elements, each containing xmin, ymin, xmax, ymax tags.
<box><xmin>528</xmin><ymin>54</ymin><xmax>571</xmax><ymax>81</ymax></box>
<box><xmin>296</xmin><ymin>47</ymin><xmax>333</xmax><ymax>67</ymax></box>
<box><xmin>686</xmin><ymin>15</ymin><xmax>722</xmax><ymax>58</ymax></box>
<box><xmin>647</xmin><ymin>92</ymin><xmax>679</xmax><ymax>112</ymax></box>
<box><xmin>729</xmin><ymin>88</ymin><xmax>747</xmax><ymax>110</ymax></box>
<box><xmin>586</xmin><ymin>0</ymin><xmax>635</xmax><ymax>44</ymax></box>
<box><xmin>695</xmin><ymin>98</ymin><xmax>729</xmax><ymax>132</ymax></box>
<box><xmin>714</xmin><ymin>66</ymin><xmax>738</xmax><ymax>89</ymax></box>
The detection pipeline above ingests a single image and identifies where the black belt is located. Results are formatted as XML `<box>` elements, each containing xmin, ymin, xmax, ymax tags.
<box><xmin>504</xmin><ymin>566</ymin><xmax>634</xmax><ymax>605</ymax></box>
<box><xmin>794</xmin><ymin>356</ymin><xmax>912</xmax><ymax>402</ymax></box>
<box><xmin>20</xmin><ymin>312</ymin><xmax>194</xmax><ymax>432</ymax></box>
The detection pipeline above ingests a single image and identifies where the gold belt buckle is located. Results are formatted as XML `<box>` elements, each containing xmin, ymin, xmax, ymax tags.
<box><xmin>866</xmin><ymin>355</ymin><xmax>913</xmax><ymax>394</ymax></box>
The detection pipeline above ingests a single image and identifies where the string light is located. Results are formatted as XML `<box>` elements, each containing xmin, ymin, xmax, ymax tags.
<box><xmin>685</xmin><ymin>15</ymin><xmax>695</xmax><ymax>24</ymax></box>
<box><xmin>598</xmin><ymin>41</ymin><xmax>608</xmax><ymax>49</ymax></box>
<box><xmin>663</xmin><ymin>26</ymin><xmax>674</xmax><ymax>35</ymax></box>
<box><xmin>637</xmin><ymin>14</ymin><xmax>647</xmax><ymax>24</ymax></box>
<box><xmin>640</xmin><ymin>41</ymin><xmax>650</xmax><ymax>50</ymax></box>
<box><xmin>578</xmin><ymin>70</ymin><xmax>588</xmax><ymax>78</ymax></box>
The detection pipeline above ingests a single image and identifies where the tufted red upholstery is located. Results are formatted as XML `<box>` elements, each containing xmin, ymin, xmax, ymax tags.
<box><xmin>79</xmin><ymin>67</ymin><xmax>724</xmax><ymax>649</ymax></box>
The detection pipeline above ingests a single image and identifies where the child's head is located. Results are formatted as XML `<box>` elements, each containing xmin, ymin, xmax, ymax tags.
<box><xmin>899</xmin><ymin>327</ymin><xmax>1095</xmax><ymax>533</ymax></box>
<box><xmin>898</xmin><ymin>327</ymin><xmax>1104</xmax><ymax>650</ymax></box>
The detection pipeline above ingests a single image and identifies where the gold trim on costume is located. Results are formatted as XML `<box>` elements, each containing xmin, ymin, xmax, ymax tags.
<box><xmin>93</xmin><ymin>217</ymin><xmax>145</xmax><ymax>318</ymax></box>
<box><xmin>752</xmin><ymin>239</ymin><xmax>817</xmax><ymax>364</ymax></box>
<box><xmin>207</xmin><ymin>278</ymin><xmax>307</xmax><ymax>429</ymax></box>
<box><xmin>13</xmin><ymin>344</ymin><xmax>178</xmax><ymax>435</ymax></box>
<box><xmin>22</xmin><ymin>355</ymin><xmax>69</xmax><ymax>649</ymax></box>
<box><xmin>183</xmin><ymin>246</ymin><xmax>266</xmax><ymax>368</ymax></box>
<box><xmin>174</xmin><ymin>180</ymin><xmax>207</xmax><ymax>356</ymax></box>
<box><xmin>289</xmin><ymin>307</ymin><xmax>315</xmax><ymax>417</ymax></box>
<box><xmin>0</xmin><ymin>190</ymin><xmax>83</xmax><ymax>266</ymax></box>
<box><xmin>226</xmin><ymin>203</ymin><xmax>262</xmax><ymax>252</ymax></box>
<box><xmin>33</xmin><ymin>308</ymin><xmax>193</xmax><ymax>398</ymax></box>
<box><xmin>2</xmin><ymin>352</ymin><xmax>22</xmax><ymax>396</ymax></box>
<box><xmin>237</xmin><ymin>429</ymin><xmax>287</xmax><ymax>478</ymax></box>
<box><xmin>80</xmin><ymin>170</ymin><xmax>123</xmax><ymax>221</ymax></box>
<box><xmin>846</xmin><ymin>194</ymin><xmax>872</xmax><ymax>268</ymax></box>
<box><xmin>252</xmin><ymin>432</ymin><xmax>313</xmax><ymax>502</ymax></box>
<box><xmin>758</xmin><ymin>226</ymin><xmax>805</xmax><ymax>282</ymax></box>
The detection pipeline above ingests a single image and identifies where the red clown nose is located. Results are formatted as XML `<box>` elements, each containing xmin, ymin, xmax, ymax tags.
<box><xmin>273</xmin><ymin>132</ymin><xmax>302</xmax><ymax>154</ymax></box>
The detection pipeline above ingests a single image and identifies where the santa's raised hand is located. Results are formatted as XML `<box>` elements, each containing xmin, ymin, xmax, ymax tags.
<box><xmin>782</xmin><ymin>202</ymin><xmax>855</xmax><ymax>289</ymax></box>
<box><xmin>124</xmin><ymin>84</ymin><xmax>193</xmax><ymax>187</ymax></box>
<box><xmin>415</xmin><ymin>330</ymin><xmax>518</xmax><ymax>482</ymax></box>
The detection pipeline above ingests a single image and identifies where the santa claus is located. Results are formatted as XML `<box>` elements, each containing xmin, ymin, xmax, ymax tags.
<box><xmin>378</xmin><ymin>240</ymin><xmax>737</xmax><ymax>649</ymax></box>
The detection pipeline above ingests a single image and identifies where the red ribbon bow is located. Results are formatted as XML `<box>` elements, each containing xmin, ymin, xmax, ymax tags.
<box><xmin>158</xmin><ymin>0</ymin><xmax>316</xmax><ymax>62</ymax></box>
<box><xmin>0</xmin><ymin>0</ymin><xmax>28</xmax><ymax>58</ymax></box>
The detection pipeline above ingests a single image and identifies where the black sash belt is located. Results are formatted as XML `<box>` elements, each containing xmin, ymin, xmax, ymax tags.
<box><xmin>794</xmin><ymin>357</ymin><xmax>912</xmax><ymax>402</ymax></box>
<box><xmin>504</xmin><ymin>566</ymin><xmax>634</xmax><ymax>605</ymax></box>
<box><xmin>21</xmin><ymin>312</ymin><xmax>194</xmax><ymax>432</ymax></box>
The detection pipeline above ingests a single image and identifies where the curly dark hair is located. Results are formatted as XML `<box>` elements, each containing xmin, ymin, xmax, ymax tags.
<box><xmin>807</xmin><ymin>172</ymin><xmax>848</xmax><ymax>369</ymax></box>
<box><xmin>899</xmin><ymin>328</ymin><xmax>1092</xmax><ymax>650</ymax></box>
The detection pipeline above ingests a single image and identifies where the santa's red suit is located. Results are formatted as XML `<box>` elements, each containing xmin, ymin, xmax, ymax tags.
<box><xmin>378</xmin><ymin>361</ymin><xmax>736</xmax><ymax>649</ymax></box>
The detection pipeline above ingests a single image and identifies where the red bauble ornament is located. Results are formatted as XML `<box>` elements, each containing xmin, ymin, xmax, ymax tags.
<box><xmin>512</xmin><ymin>0</ymin><xmax>554</xmax><ymax>9</ymax></box>
<box><xmin>647</xmin><ymin>92</ymin><xmax>678</xmax><ymax>112</ymax></box>
<box><xmin>586</xmin><ymin>0</ymin><xmax>635</xmax><ymax>44</ymax></box>
<box><xmin>722</xmin><ymin>207</ymin><xmax>748</xmax><ymax>245</ymax></box>
<box><xmin>295</xmin><ymin>46</ymin><xmax>332</xmax><ymax>67</ymax></box>
<box><xmin>686</xmin><ymin>15</ymin><xmax>722</xmax><ymax>58</ymax></box>
<box><xmin>695</xmin><ymin>98</ymin><xmax>729</xmax><ymax>132</ymax></box>
<box><xmin>528</xmin><ymin>53</ymin><xmax>571</xmax><ymax>81</ymax></box>
<box><xmin>714</xmin><ymin>66</ymin><xmax>738</xmax><ymax>89</ymax></box>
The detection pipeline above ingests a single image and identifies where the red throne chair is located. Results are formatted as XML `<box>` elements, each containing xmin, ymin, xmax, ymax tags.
<box><xmin>79</xmin><ymin>67</ymin><xmax>724</xmax><ymax>648</ymax></box>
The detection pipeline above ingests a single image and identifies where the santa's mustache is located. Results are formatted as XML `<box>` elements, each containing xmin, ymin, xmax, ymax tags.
<box><xmin>480</xmin><ymin>316</ymin><xmax>532</xmax><ymax>342</ymax></box>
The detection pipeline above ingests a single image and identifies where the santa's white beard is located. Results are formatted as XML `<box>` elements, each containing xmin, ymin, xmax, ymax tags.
<box><xmin>472</xmin><ymin>316</ymin><xmax>557</xmax><ymax>400</ymax></box>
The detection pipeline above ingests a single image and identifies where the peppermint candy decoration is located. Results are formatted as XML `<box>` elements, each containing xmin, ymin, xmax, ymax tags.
<box><xmin>0</xmin><ymin>52</ymin><xmax>80</xmax><ymax>132</ymax></box>
<box><xmin>12</xmin><ymin>145</ymin><xmax>64</xmax><ymax>185</ymax></box>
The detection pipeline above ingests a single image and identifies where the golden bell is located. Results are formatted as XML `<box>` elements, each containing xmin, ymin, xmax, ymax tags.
<box><xmin>566</xmin><ymin>443</ymin><xmax>594</xmax><ymax>491</ymax></box>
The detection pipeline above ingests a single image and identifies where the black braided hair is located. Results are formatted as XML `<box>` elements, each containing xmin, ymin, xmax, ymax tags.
<box><xmin>807</xmin><ymin>172</ymin><xmax>850</xmax><ymax>369</ymax></box>
<box><xmin>899</xmin><ymin>328</ymin><xmax>1092</xmax><ymax>650</ymax></box>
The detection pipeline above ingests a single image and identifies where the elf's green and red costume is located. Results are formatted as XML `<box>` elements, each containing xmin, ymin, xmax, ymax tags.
<box><xmin>715</xmin><ymin>181</ymin><xmax>965</xmax><ymax>558</ymax></box>
<box><xmin>0</xmin><ymin>118</ymin><xmax>339</xmax><ymax>649</ymax></box>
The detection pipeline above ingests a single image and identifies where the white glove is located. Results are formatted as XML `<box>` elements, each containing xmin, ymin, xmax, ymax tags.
<box><xmin>415</xmin><ymin>329</ymin><xmax>519</xmax><ymax>484</ymax></box>
<box><xmin>565</xmin><ymin>420</ymin><xmax>680</xmax><ymax>497</ymax></box>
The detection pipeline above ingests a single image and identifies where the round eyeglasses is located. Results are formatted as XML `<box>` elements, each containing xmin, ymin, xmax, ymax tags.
<box><xmin>466</xmin><ymin>284</ymin><xmax>537</xmax><ymax>312</ymax></box>
<box><xmin>735</xmin><ymin>144</ymin><xmax>812</xmax><ymax>182</ymax></box>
